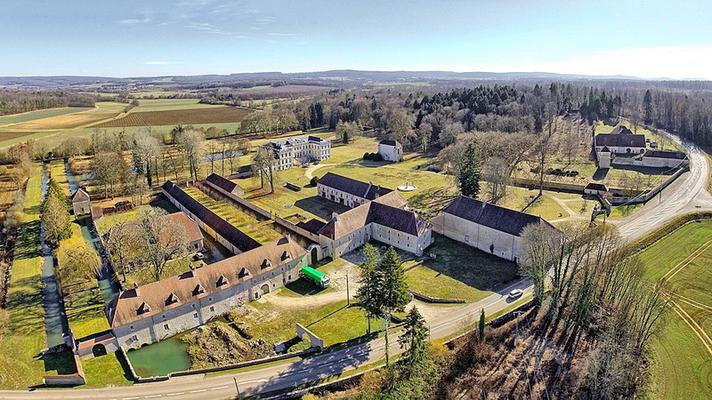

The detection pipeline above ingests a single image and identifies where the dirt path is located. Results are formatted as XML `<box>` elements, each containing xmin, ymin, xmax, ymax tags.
<box><xmin>304</xmin><ymin>163</ymin><xmax>335</xmax><ymax>180</ymax></box>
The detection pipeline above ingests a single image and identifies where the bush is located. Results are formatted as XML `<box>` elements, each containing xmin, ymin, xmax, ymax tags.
<box><xmin>362</xmin><ymin>152</ymin><xmax>384</xmax><ymax>161</ymax></box>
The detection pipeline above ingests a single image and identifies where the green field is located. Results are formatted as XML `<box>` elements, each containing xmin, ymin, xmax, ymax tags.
<box><xmin>0</xmin><ymin>165</ymin><xmax>59</xmax><ymax>388</ymax></box>
<box><xmin>638</xmin><ymin>220</ymin><xmax>712</xmax><ymax>399</ymax></box>
<box><xmin>404</xmin><ymin>236</ymin><xmax>518</xmax><ymax>302</ymax></box>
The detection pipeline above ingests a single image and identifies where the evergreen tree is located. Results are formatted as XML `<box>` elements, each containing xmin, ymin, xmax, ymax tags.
<box><xmin>478</xmin><ymin>308</ymin><xmax>486</xmax><ymax>341</ymax></box>
<box><xmin>399</xmin><ymin>306</ymin><xmax>429</xmax><ymax>374</ymax></box>
<box><xmin>378</xmin><ymin>247</ymin><xmax>410</xmax><ymax>365</ymax></box>
<box><xmin>356</xmin><ymin>244</ymin><xmax>383</xmax><ymax>333</ymax></box>
<box><xmin>457</xmin><ymin>143</ymin><xmax>482</xmax><ymax>198</ymax></box>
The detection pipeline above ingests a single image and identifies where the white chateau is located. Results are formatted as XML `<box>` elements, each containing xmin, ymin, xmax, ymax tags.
<box><xmin>264</xmin><ymin>135</ymin><xmax>331</xmax><ymax>171</ymax></box>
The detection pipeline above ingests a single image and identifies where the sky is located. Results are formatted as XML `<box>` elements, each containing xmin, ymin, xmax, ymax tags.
<box><xmin>1</xmin><ymin>0</ymin><xmax>712</xmax><ymax>79</ymax></box>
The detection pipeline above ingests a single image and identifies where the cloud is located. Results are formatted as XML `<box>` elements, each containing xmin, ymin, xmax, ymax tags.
<box><xmin>117</xmin><ymin>16</ymin><xmax>152</xmax><ymax>24</ymax></box>
<box><xmin>144</xmin><ymin>61</ymin><xmax>182</xmax><ymax>65</ymax></box>
<box><xmin>185</xmin><ymin>22</ymin><xmax>247</xmax><ymax>38</ymax></box>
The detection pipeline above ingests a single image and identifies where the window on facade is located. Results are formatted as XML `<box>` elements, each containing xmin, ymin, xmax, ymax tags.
<box><xmin>209</xmin><ymin>306</ymin><xmax>215</xmax><ymax>312</ymax></box>
<box><xmin>163</xmin><ymin>324</ymin><xmax>169</xmax><ymax>331</ymax></box>
<box><xmin>464</xmin><ymin>235</ymin><xmax>470</xmax><ymax>243</ymax></box>
<box><xmin>131</xmin><ymin>335</ymin><xmax>138</xmax><ymax>341</ymax></box>
<box><xmin>193</xmin><ymin>312</ymin><xmax>199</xmax><ymax>318</ymax></box>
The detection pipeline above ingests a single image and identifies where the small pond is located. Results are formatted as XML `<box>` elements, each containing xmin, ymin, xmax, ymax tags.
<box><xmin>125</xmin><ymin>337</ymin><xmax>191</xmax><ymax>377</ymax></box>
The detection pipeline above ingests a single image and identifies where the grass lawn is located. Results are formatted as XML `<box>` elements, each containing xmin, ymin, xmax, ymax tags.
<box><xmin>404</xmin><ymin>235</ymin><xmax>519</xmax><ymax>303</ymax></box>
<box><xmin>243</xmin><ymin>299</ymin><xmax>383</xmax><ymax>349</ymax></box>
<box><xmin>81</xmin><ymin>353</ymin><xmax>134</xmax><ymax>387</ymax></box>
<box><xmin>124</xmin><ymin>255</ymin><xmax>193</xmax><ymax>287</ymax></box>
<box><xmin>0</xmin><ymin>164</ymin><xmax>59</xmax><ymax>388</ymax></box>
<box><xmin>637</xmin><ymin>220</ymin><xmax>712</xmax><ymax>399</ymax></box>
<box><xmin>183</xmin><ymin>186</ymin><xmax>282</xmax><ymax>244</ymax></box>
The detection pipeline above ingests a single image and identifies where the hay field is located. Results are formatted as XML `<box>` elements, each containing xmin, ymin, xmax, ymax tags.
<box><xmin>3</xmin><ymin>102</ymin><xmax>126</xmax><ymax>130</ymax></box>
<box><xmin>0</xmin><ymin>107</ymin><xmax>92</xmax><ymax>127</ymax></box>
<box><xmin>93</xmin><ymin>107</ymin><xmax>253</xmax><ymax>128</ymax></box>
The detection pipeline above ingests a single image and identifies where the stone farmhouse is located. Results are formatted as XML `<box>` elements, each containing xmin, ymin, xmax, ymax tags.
<box><xmin>107</xmin><ymin>237</ymin><xmax>307</xmax><ymax>350</ymax></box>
<box><xmin>594</xmin><ymin>125</ymin><xmax>688</xmax><ymax>169</ymax></box>
<box><xmin>309</xmin><ymin>173</ymin><xmax>433</xmax><ymax>257</ymax></box>
<box><xmin>71</xmin><ymin>187</ymin><xmax>91</xmax><ymax>216</ymax></box>
<box><xmin>378</xmin><ymin>139</ymin><xmax>403</xmax><ymax>162</ymax></box>
<box><xmin>433</xmin><ymin>195</ymin><xmax>559</xmax><ymax>263</ymax></box>
<box><xmin>263</xmin><ymin>135</ymin><xmax>331</xmax><ymax>171</ymax></box>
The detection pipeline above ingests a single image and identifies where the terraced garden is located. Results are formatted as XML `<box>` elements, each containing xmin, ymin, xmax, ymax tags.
<box><xmin>183</xmin><ymin>186</ymin><xmax>282</xmax><ymax>244</ymax></box>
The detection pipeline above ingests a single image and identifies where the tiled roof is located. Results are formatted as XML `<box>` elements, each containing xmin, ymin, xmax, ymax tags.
<box><xmin>296</xmin><ymin>219</ymin><xmax>327</xmax><ymax>235</ymax></box>
<box><xmin>585</xmin><ymin>183</ymin><xmax>608</xmax><ymax>191</ymax></box>
<box><xmin>162</xmin><ymin>181</ymin><xmax>260</xmax><ymax>252</ymax></box>
<box><xmin>72</xmin><ymin>187</ymin><xmax>90</xmax><ymax>203</ymax></box>
<box><xmin>206</xmin><ymin>173</ymin><xmax>240</xmax><ymax>193</ymax></box>
<box><xmin>162</xmin><ymin>212</ymin><xmax>203</xmax><ymax>246</ymax></box>
<box><xmin>594</xmin><ymin>133</ymin><xmax>646</xmax><ymax>148</ymax></box>
<box><xmin>318</xmin><ymin>192</ymin><xmax>429</xmax><ymax>239</ymax></box>
<box><xmin>318</xmin><ymin>172</ymin><xmax>392</xmax><ymax>201</ymax></box>
<box><xmin>610</xmin><ymin>125</ymin><xmax>634</xmax><ymax>135</ymax></box>
<box><xmin>443</xmin><ymin>196</ymin><xmax>553</xmax><ymax>236</ymax></box>
<box><xmin>107</xmin><ymin>237</ymin><xmax>305</xmax><ymax>328</ymax></box>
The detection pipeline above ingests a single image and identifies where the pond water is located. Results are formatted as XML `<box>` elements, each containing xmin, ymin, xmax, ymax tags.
<box><xmin>125</xmin><ymin>338</ymin><xmax>191</xmax><ymax>377</ymax></box>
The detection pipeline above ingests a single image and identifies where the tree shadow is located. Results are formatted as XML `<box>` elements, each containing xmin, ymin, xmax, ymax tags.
<box><xmin>294</xmin><ymin>196</ymin><xmax>350</xmax><ymax>220</ymax></box>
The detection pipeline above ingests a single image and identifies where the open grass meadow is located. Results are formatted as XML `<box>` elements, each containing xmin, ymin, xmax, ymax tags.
<box><xmin>404</xmin><ymin>235</ymin><xmax>519</xmax><ymax>302</ymax></box>
<box><xmin>0</xmin><ymin>164</ymin><xmax>54</xmax><ymax>388</ymax></box>
<box><xmin>0</xmin><ymin>107</ymin><xmax>93</xmax><ymax>127</ymax></box>
<box><xmin>3</xmin><ymin>102</ymin><xmax>126</xmax><ymax>130</ymax></box>
<box><xmin>637</xmin><ymin>220</ymin><xmax>712</xmax><ymax>399</ymax></box>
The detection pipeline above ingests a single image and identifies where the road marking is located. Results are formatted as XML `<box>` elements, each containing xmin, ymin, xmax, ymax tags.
<box><xmin>189</xmin><ymin>389</ymin><xmax>207</xmax><ymax>393</ymax></box>
<box><xmin>167</xmin><ymin>393</ymin><xmax>185</xmax><ymax>397</ymax></box>
<box><xmin>145</xmin><ymin>395</ymin><xmax>162</xmax><ymax>399</ymax></box>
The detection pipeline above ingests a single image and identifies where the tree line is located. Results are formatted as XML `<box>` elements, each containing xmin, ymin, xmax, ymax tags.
<box><xmin>0</xmin><ymin>90</ymin><xmax>95</xmax><ymax>115</ymax></box>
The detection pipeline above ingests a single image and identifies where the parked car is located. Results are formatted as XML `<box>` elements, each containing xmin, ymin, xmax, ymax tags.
<box><xmin>193</xmin><ymin>252</ymin><xmax>205</xmax><ymax>261</ymax></box>
<box><xmin>508</xmin><ymin>289</ymin><xmax>523</xmax><ymax>299</ymax></box>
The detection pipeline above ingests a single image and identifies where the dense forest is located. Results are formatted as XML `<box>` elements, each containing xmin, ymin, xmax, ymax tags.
<box><xmin>0</xmin><ymin>90</ymin><xmax>95</xmax><ymax>115</ymax></box>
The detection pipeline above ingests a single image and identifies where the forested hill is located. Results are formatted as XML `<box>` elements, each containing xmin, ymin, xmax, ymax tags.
<box><xmin>0</xmin><ymin>90</ymin><xmax>96</xmax><ymax>116</ymax></box>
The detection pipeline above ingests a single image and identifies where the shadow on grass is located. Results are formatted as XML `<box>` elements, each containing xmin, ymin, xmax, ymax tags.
<box><xmin>592</xmin><ymin>168</ymin><xmax>609</xmax><ymax>181</ymax></box>
<box><xmin>42</xmin><ymin>349</ymin><xmax>77</xmax><ymax>375</ymax></box>
<box><xmin>294</xmin><ymin>196</ymin><xmax>350</xmax><ymax>220</ymax></box>
<box><xmin>284</xmin><ymin>278</ymin><xmax>330</xmax><ymax>296</ymax></box>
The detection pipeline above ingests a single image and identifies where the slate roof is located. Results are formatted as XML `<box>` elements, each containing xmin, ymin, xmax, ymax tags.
<box><xmin>107</xmin><ymin>237</ymin><xmax>305</xmax><ymax>328</ymax></box>
<box><xmin>610</xmin><ymin>125</ymin><xmax>634</xmax><ymax>135</ymax></box>
<box><xmin>594</xmin><ymin>133</ymin><xmax>646</xmax><ymax>148</ymax></box>
<box><xmin>206</xmin><ymin>173</ymin><xmax>240</xmax><ymax>193</ymax></box>
<box><xmin>443</xmin><ymin>196</ymin><xmax>554</xmax><ymax>236</ymax></box>
<box><xmin>585</xmin><ymin>183</ymin><xmax>608</xmax><ymax>192</ymax></box>
<box><xmin>296</xmin><ymin>219</ymin><xmax>327</xmax><ymax>235</ymax></box>
<box><xmin>317</xmin><ymin>193</ymin><xmax>430</xmax><ymax>239</ymax></box>
<box><xmin>162</xmin><ymin>181</ymin><xmax>260</xmax><ymax>252</ymax></box>
<box><xmin>318</xmin><ymin>172</ymin><xmax>392</xmax><ymax>200</ymax></box>
<box><xmin>644</xmin><ymin>150</ymin><xmax>687</xmax><ymax>160</ymax></box>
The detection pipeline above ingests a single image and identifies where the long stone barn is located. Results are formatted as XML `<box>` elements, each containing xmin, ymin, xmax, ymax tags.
<box><xmin>107</xmin><ymin>236</ymin><xmax>308</xmax><ymax>350</ymax></box>
<box><xmin>433</xmin><ymin>195</ymin><xmax>559</xmax><ymax>263</ymax></box>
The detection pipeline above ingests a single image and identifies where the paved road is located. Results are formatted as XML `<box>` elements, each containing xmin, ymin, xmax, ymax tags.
<box><xmin>1</xmin><ymin>130</ymin><xmax>709</xmax><ymax>400</ymax></box>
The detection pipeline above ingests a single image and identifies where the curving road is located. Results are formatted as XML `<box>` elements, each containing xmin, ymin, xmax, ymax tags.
<box><xmin>1</xmin><ymin>130</ymin><xmax>710</xmax><ymax>400</ymax></box>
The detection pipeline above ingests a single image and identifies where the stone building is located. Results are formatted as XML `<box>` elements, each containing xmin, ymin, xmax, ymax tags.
<box><xmin>433</xmin><ymin>195</ymin><xmax>558</xmax><ymax>263</ymax></box>
<box><xmin>206</xmin><ymin>173</ymin><xmax>244</xmax><ymax>196</ymax></box>
<box><xmin>317</xmin><ymin>172</ymin><xmax>392</xmax><ymax>208</ymax></box>
<box><xmin>594</xmin><ymin>127</ymin><xmax>646</xmax><ymax>155</ymax></box>
<box><xmin>71</xmin><ymin>187</ymin><xmax>91</xmax><ymax>216</ymax></box>
<box><xmin>107</xmin><ymin>237</ymin><xmax>307</xmax><ymax>350</ymax></box>
<box><xmin>162</xmin><ymin>212</ymin><xmax>204</xmax><ymax>252</ymax></box>
<box><xmin>378</xmin><ymin>139</ymin><xmax>403</xmax><ymax>162</ymax></box>
<box><xmin>263</xmin><ymin>135</ymin><xmax>331</xmax><ymax>171</ymax></box>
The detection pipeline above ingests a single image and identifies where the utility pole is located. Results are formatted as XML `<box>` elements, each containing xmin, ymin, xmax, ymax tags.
<box><xmin>346</xmin><ymin>273</ymin><xmax>350</xmax><ymax>305</ymax></box>
<box><xmin>234</xmin><ymin>377</ymin><xmax>240</xmax><ymax>399</ymax></box>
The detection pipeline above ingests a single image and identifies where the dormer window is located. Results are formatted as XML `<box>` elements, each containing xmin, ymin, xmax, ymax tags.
<box><xmin>238</xmin><ymin>267</ymin><xmax>250</xmax><ymax>278</ymax></box>
<box><xmin>261</xmin><ymin>259</ymin><xmax>271</xmax><ymax>269</ymax></box>
<box><xmin>280</xmin><ymin>251</ymin><xmax>290</xmax><ymax>261</ymax></box>
<box><xmin>165</xmin><ymin>293</ymin><xmax>179</xmax><ymax>306</ymax></box>
<box><xmin>192</xmin><ymin>284</ymin><xmax>205</xmax><ymax>296</ymax></box>
<box><xmin>216</xmin><ymin>275</ymin><xmax>229</xmax><ymax>288</ymax></box>
<box><xmin>136</xmin><ymin>302</ymin><xmax>151</xmax><ymax>315</ymax></box>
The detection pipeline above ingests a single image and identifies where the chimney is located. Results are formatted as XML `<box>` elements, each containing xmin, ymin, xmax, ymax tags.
<box><xmin>331</xmin><ymin>212</ymin><xmax>339</xmax><ymax>221</ymax></box>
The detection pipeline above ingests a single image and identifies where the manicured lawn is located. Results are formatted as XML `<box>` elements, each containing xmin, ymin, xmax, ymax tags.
<box><xmin>0</xmin><ymin>164</ymin><xmax>54</xmax><ymax>389</ymax></box>
<box><xmin>81</xmin><ymin>352</ymin><xmax>134</xmax><ymax>387</ymax></box>
<box><xmin>183</xmin><ymin>186</ymin><xmax>282</xmax><ymax>244</ymax></box>
<box><xmin>637</xmin><ymin>220</ymin><xmax>712</xmax><ymax>399</ymax></box>
<box><xmin>404</xmin><ymin>235</ymin><xmax>518</xmax><ymax>302</ymax></box>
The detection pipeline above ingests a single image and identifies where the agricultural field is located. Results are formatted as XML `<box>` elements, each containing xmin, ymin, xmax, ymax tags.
<box><xmin>637</xmin><ymin>220</ymin><xmax>712</xmax><ymax>399</ymax></box>
<box><xmin>0</xmin><ymin>107</ymin><xmax>92</xmax><ymax>127</ymax></box>
<box><xmin>131</xmin><ymin>98</ymin><xmax>225</xmax><ymax>112</ymax></box>
<box><xmin>403</xmin><ymin>236</ymin><xmax>519</xmax><ymax>302</ymax></box>
<box><xmin>93</xmin><ymin>106</ymin><xmax>253</xmax><ymax>128</ymax></box>
<box><xmin>2</xmin><ymin>102</ymin><xmax>126</xmax><ymax>130</ymax></box>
